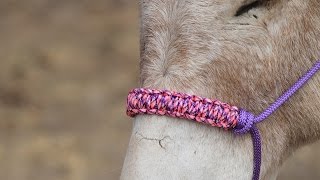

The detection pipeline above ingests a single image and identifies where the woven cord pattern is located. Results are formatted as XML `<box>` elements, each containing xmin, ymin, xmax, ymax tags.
<box><xmin>127</xmin><ymin>88</ymin><xmax>239</xmax><ymax>130</ymax></box>
<box><xmin>251</xmin><ymin>126</ymin><xmax>262</xmax><ymax>180</ymax></box>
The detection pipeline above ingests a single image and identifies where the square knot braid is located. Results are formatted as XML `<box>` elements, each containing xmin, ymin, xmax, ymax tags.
<box><xmin>127</xmin><ymin>88</ymin><xmax>239</xmax><ymax>130</ymax></box>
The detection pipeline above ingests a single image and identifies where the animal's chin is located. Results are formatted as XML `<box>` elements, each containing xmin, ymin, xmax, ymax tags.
<box><xmin>121</xmin><ymin>115</ymin><xmax>255</xmax><ymax>180</ymax></box>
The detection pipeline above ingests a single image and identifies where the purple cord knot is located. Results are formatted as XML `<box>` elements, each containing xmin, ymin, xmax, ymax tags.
<box><xmin>233</xmin><ymin>109</ymin><xmax>262</xmax><ymax>180</ymax></box>
<box><xmin>234</xmin><ymin>109</ymin><xmax>255</xmax><ymax>135</ymax></box>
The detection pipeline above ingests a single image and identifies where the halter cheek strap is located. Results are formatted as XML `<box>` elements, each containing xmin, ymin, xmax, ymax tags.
<box><xmin>126</xmin><ymin>60</ymin><xmax>320</xmax><ymax>180</ymax></box>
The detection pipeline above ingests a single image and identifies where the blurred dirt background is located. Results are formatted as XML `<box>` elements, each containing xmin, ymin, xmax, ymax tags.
<box><xmin>0</xmin><ymin>0</ymin><xmax>319</xmax><ymax>180</ymax></box>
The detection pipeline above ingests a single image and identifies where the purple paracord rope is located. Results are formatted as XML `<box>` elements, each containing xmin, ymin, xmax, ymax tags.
<box><xmin>234</xmin><ymin>60</ymin><xmax>320</xmax><ymax>180</ymax></box>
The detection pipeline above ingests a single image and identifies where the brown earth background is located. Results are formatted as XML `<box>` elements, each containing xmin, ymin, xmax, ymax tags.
<box><xmin>0</xmin><ymin>0</ymin><xmax>319</xmax><ymax>179</ymax></box>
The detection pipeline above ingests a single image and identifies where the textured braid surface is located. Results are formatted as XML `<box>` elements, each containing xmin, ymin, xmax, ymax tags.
<box><xmin>127</xmin><ymin>88</ymin><xmax>239</xmax><ymax>130</ymax></box>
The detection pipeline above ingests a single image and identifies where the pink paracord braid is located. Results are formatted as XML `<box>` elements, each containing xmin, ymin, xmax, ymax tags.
<box><xmin>127</xmin><ymin>88</ymin><xmax>239</xmax><ymax>129</ymax></box>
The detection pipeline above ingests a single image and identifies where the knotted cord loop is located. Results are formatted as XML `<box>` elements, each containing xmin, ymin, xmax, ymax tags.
<box><xmin>234</xmin><ymin>109</ymin><xmax>255</xmax><ymax>134</ymax></box>
<box><xmin>233</xmin><ymin>109</ymin><xmax>262</xmax><ymax>180</ymax></box>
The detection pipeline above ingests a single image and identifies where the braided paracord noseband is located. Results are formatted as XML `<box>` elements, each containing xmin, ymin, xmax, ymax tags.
<box><xmin>126</xmin><ymin>60</ymin><xmax>320</xmax><ymax>180</ymax></box>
